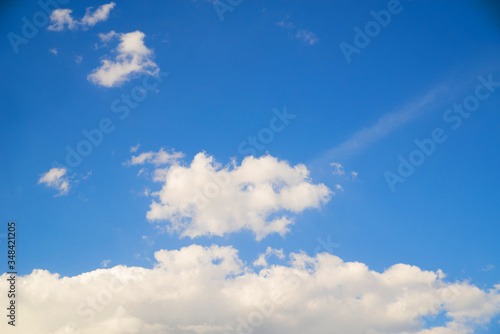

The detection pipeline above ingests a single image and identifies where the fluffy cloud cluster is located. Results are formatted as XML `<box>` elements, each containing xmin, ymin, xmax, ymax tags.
<box><xmin>1</xmin><ymin>245</ymin><xmax>499</xmax><ymax>334</ymax></box>
<box><xmin>129</xmin><ymin>151</ymin><xmax>332</xmax><ymax>240</ymax></box>
<box><xmin>38</xmin><ymin>168</ymin><xmax>70</xmax><ymax>196</ymax></box>
<box><xmin>88</xmin><ymin>30</ymin><xmax>159</xmax><ymax>87</ymax></box>
<box><xmin>48</xmin><ymin>2</ymin><xmax>116</xmax><ymax>31</ymax></box>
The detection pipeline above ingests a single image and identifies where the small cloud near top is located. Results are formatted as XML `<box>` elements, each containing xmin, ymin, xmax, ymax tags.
<box><xmin>47</xmin><ymin>2</ymin><xmax>116</xmax><ymax>31</ymax></box>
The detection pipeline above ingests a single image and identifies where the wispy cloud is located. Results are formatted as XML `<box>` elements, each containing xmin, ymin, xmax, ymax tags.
<box><xmin>130</xmin><ymin>143</ymin><xmax>141</xmax><ymax>153</ymax></box>
<box><xmin>277</xmin><ymin>16</ymin><xmax>319</xmax><ymax>46</ymax></box>
<box><xmin>295</xmin><ymin>29</ymin><xmax>319</xmax><ymax>45</ymax></box>
<box><xmin>49</xmin><ymin>48</ymin><xmax>58</xmax><ymax>55</ymax></box>
<box><xmin>482</xmin><ymin>264</ymin><xmax>495</xmax><ymax>272</ymax></box>
<box><xmin>330</xmin><ymin>162</ymin><xmax>345</xmax><ymax>176</ymax></box>
<box><xmin>311</xmin><ymin>85</ymin><xmax>449</xmax><ymax>171</ymax></box>
<box><xmin>125</xmin><ymin>147</ymin><xmax>184</xmax><ymax>167</ymax></box>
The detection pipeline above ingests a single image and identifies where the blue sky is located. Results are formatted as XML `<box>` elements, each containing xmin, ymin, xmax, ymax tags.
<box><xmin>1</xmin><ymin>1</ymin><xmax>500</xmax><ymax>333</ymax></box>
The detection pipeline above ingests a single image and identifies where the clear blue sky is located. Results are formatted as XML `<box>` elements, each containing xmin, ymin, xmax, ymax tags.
<box><xmin>1</xmin><ymin>1</ymin><xmax>499</xmax><ymax>332</ymax></box>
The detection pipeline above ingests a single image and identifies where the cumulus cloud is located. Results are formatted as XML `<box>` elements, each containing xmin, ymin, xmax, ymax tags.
<box><xmin>135</xmin><ymin>152</ymin><xmax>331</xmax><ymax>240</ymax></box>
<box><xmin>88</xmin><ymin>30</ymin><xmax>159</xmax><ymax>87</ymax></box>
<box><xmin>47</xmin><ymin>9</ymin><xmax>77</xmax><ymax>31</ymax></box>
<box><xmin>126</xmin><ymin>148</ymin><xmax>184</xmax><ymax>167</ymax></box>
<box><xmin>47</xmin><ymin>3</ymin><xmax>115</xmax><ymax>31</ymax></box>
<box><xmin>38</xmin><ymin>168</ymin><xmax>70</xmax><ymax>196</ymax></box>
<box><xmin>1</xmin><ymin>245</ymin><xmax>499</xmax><ymax>334</ymax></box>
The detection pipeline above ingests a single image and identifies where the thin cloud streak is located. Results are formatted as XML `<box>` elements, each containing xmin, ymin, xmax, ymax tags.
<box><xmin>309</xmin><ymin>83</ymin><xmax>451</xmax><ymax>174</ymax></box>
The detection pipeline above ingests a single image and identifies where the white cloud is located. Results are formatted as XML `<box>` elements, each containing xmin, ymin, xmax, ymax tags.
<box><xmin>98</xmin><ymin>30</ymin><xmax>118</xmax><ymax>43</ymax></box>
<box><xmin>49</xmin><ymin>48</ymin><xmax>58</xmax><ymax>55</ymax></box>
<box><xmin>88</xmin><ymin>31</ymin><xmax>159</xmax><ymax>87</ymax></box>
<box><xmin>1</xmin><ymin>244</ymin><xmax>499</xmax><ymax>334</ymax></box>
<box><xmin>47</xmin><ymin>9</ymin><xmax>77</xmax><ymax>31</ymax></box>
<box><xmin>101</xmin><ymin>260</ymin><xmax>111</xmax><ymax>268</ymax></box>
<box><xmin>126</xmin><ymin>148</ymin><xmax>184</xmax><ymax>166</ymax></box>
<box><xmin>137</xmin><ymin>152</ymin><xmax>331</xmax><ymax>240</ymax></box>
<box><xmin>47</xmin><ymin>3</ymin><xmax>115</xmax><ymax>31</ymax></box>
<box><xmin>130</xmin><ymin>143</ymin><xmax>141</xmax><ymax>153</ymax></box>
<box><xmin>81</xmin><ymin>2</ymin><xmax>116</xmax><ymax>27</ymax></box>
<box><xmin>38</xmin><ymin>168</ymin><xmax>70</xmax><ymax>196</ymax></box>
<box><xmin>75</xmin><ymin>55</ymin><xmax>83</xmax><ymax>64</ymax></box>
